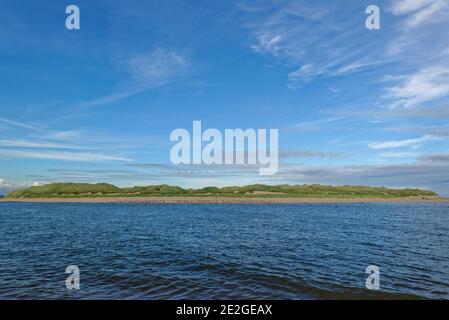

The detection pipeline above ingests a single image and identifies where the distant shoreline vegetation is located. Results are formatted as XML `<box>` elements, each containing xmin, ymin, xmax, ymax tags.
<box><xmin>5</xmin><ymin>183</ymin><xmax>438</xmax><ymax>199</ymax></box>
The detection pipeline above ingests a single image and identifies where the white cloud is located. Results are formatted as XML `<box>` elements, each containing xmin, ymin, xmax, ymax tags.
<box><xmin>385</xmin><ymin>66</ymin><xmax>449</xmax><ymax>108</ymax></box>
<box><xmin>287</xmin><ymin>59</ymin><xmax>381</xmax><ymax>87</ymax></box>
<box><xmin>406</xmin><ymin>1</ymin><xmax>447</xmax><ymax>28</ymax></box>
<box><xmin>380</xmin><ymin>152</ymin><xmax>418</xmax><ymax>158</ymax></box>
<box><xmin>391</xmin><ymin>0</ymin><xmax>436</xmax><ymax>15</ymax></box>
<box><xmin>127</xmin><ymin>48</ymin><xmax>189</xmax><ymax>86</ymax></box>
<box><xmin>336</xmin><ymin>60</ymin><xmax>382</xmax><ymax>75</ymax></box>
<box><xmin>0</xmin><ymin>149</ymin><xmax>132</xmax><ymax>162</ymax></box>
<box><xmin>251</xmin><ymin>34</ymin><xmax>282</xmax><ymax>56</ymax></box>
<box><xmin>0</xmin><ymin>178</ymin><xmax>50</xmax><ymax>193</ymax></box>
<box><xmin>390</xmin><ymin>0</ymin><xmax>448</xmax><ymax>28</ymax></box>
<box><xmin>0</xmin><ymin>178</ymin><xmax>10</xmax><ymax>188</ymax></box>
<box><xmin>368</xmin><ymin>135</ymin><xmax>439</xmax><ymax>149</ymax></box>
<box><xmin>288</xmin><ymin>64</ymin><xmax>327</xmax><ymax>85</ymax></box>
<box><xmin>0</xmin><ymin>139</ymin><xmax>83</xmax><ymax>149</ymax></box>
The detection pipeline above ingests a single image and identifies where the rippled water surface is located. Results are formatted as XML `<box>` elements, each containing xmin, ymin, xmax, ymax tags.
<box><xmin>0</xmin><ymin>202</ymin><xmax>448</xmax><ymax>299</ymax></box>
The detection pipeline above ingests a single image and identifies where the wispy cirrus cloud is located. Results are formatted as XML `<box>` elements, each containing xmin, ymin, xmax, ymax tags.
<box><xmin>240</xmin><ymin>0</ymin><xmax>387</xmax><ymax>89</ymax></box>
<box><xmin>44</xmin><ymin>130</ymin><xmax>82</xmax><ymax>141</ymax></box>
<box><xmin>0</xmin><ymin>117</ymin><xmax>84</xmax><ymax>142</ymax></box>
<box><xmin>0</xmin><ymin>139</ymin><xmax>85</xmax><ymax>150</ymax></box>
<box><xmin>335</xmin><ymin>60</ymin><xmax>383</xmax><ymax>75</ymax></box>
<box><xmin>292</xmin><ymin>116</ymin><xmax>350</xmax><ymax>132</ymax></box>
<box><xmin>0</xmin><ymin>149</ymin><xmax>131</xmax><ymax>162</ymax></box>
<box><xmin>382</xmin><ymin>1</ymin><xmax>449</xmax><ymax>110</ymax></box>
<box><xmin>0</xmin><ymin>117</ymin><xmax>41</xmax><ymax>130</ymax></box>
<box><xmin>391</xmin><ymin>0</ymin><xmax>436</xmax><ymax>14</ymax></box>
<box><xmin>241</xmin><ymin>0</ymin><xmax>449</xmax><ymax>115</ymax></box>
<box><xmin>127</xmin><ymin>49</ymin><xmax>189</xmax><ymax>85</ymax></box>
<box><xmin>74</xmin><ymin>48</ymin><xmax>190</xmax><ymax>110</ymax></box>
<box><xmin>390</xmin><ymin>0</ymin><xmax>449</xmax><ymax>28</ymax></box>
<box><xmin>0</xmin><ymin>116</ymin><xmax>134</xmax><ymax>163</ymax></box>
<box><xmin>368</xmin><ymin>134</ymin><xmax>440</xmax><ymax>150</ymax></box>
<box><xmin>386</xmin><ymin>0</ymin><xmax>449</xmax><ymax>57</ymax></box>
<box><xmin>384</xmin><ymin>66</ymin><xmax>449</xmax><ymax>108</ymax></box>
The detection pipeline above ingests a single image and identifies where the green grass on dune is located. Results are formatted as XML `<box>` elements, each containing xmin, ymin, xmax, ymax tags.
<box><xmin>5</xmin><ymin>182</ymin><xmax>438</xmax><ymax>199</ymax></box>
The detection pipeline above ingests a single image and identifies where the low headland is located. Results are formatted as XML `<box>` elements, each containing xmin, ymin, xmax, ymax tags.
<box><xmin>2</xmin><ymin>183</ymin><xmax>448</xmax><ymax>204</ymax></box>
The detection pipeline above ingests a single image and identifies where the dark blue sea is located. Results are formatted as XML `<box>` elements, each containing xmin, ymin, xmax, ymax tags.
<box><xmin>0</xmin><ymin>202</ymin><xmax>448</xmax><ymax>299</ymax></box>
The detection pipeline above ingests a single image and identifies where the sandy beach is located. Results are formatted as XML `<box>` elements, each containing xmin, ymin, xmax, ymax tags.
<box><xmin>2</xmin><ymin>196</ymin><xmax>449</xmax><ymax>204</ymax></box>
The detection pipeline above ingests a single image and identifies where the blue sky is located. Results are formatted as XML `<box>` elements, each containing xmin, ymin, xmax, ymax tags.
<box><xmin>1</xmin><ymin>0</ymin><xmax>449</xmax><ymax>195</ymax></box>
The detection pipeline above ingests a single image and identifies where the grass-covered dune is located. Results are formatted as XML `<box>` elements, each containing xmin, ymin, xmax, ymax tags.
<box><xmin>5</xmin><ymin>182</ymin><xmax>438</xmax><ymax>199</ymax></box>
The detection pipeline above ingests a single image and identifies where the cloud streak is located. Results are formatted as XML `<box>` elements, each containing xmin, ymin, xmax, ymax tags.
<box><xmin>74</xmin><ymin>48</ymin><xmax>190</xmax><ymax>110</ymax></box>
<box><xmin>0</xmin><ymin>117</ymin><xmax>136</xmax><ymax>163</ymax></box>
<box><xmin>0</xmin><ymin>139</ymin><xmax>85</xmax><ymax>149</ymax></box>
<box><xmin>0</xmin><ymin>117</ymin><xmax>40</xmax><ymax>130</ymax></box>
<box><xmin>279</xmin><ymin>149</ymin><xmax>342</xmax><ymax>159</ymax></box>
<box><xmin>390</xmin><ymin>0</ymin><xmax>449</xmax><ymax>28</ymax></box>
<box><xmin>0</xmin><ymin>149</ymin><xmax>132</xmax><ymax>162</ymax></box>
<box><xmin>269</xmin><ymin>154</ymin><xmax>449</xmax><ymax>196</ymax></box>
<box><xmin>385</xmin><ymin>66</ymin><xmax>449</xmax><ymax>108</ymax></box>
<box><xmin>368</xmin><ymin>135</ymin><xmax>440</xmax><ymax>149</ymax></box>
<box><xmin>241</xmin><ymin>1</ymin><xmax>387</xmax><ymax>89</ymax></box>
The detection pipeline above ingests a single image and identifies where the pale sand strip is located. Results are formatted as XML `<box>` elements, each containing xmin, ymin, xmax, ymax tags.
<box><xmin>2</xmin><ymin>196</ymin><xmax>449</xmax><ymax>204</ymax></box>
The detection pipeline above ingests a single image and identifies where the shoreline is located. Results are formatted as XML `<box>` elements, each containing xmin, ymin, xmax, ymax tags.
<box><xmin>2</xmin><ymin>196</ymin><xmax>449</xmax><ymax>204</ymax></box>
